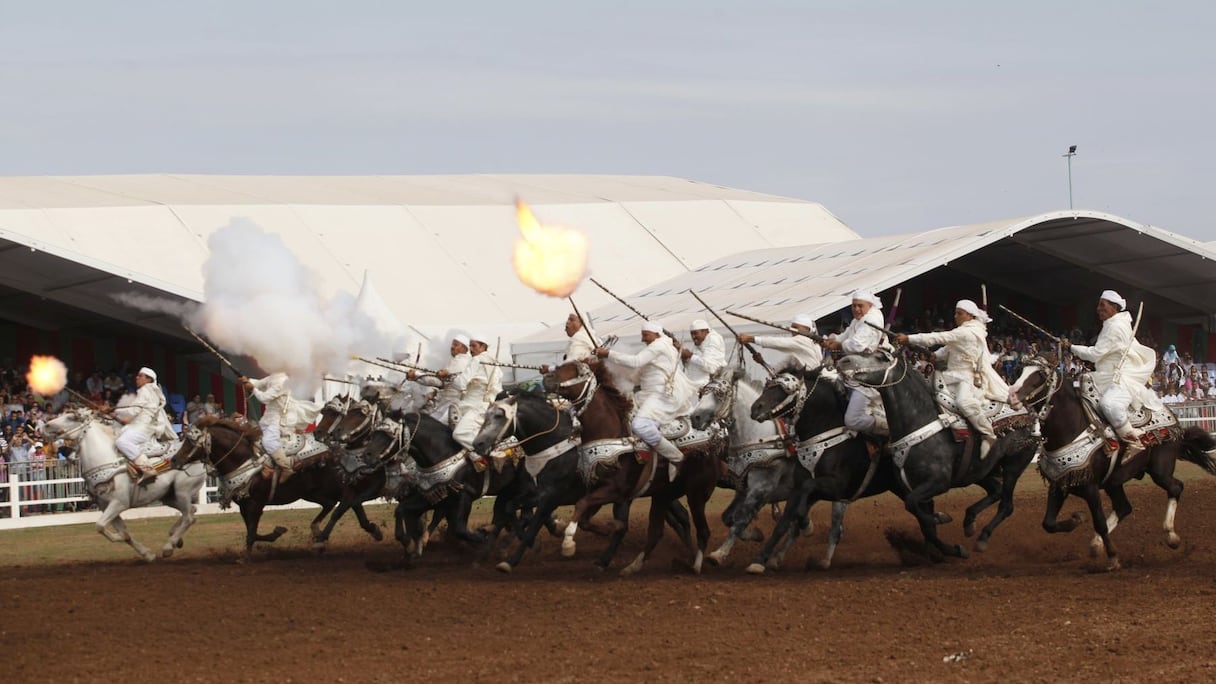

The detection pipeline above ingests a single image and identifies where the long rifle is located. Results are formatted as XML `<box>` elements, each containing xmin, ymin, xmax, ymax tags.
<box><xmin>1112</xmin><ymin>301</ymin><xmax>1145</xmax><ymax>384</ymax></box>
<box><xmin>185</xmin><ymin>325</ymin><xmax>250</xmax><ymax>417</ymax></box>
<box><xmin>724</xmin><ymin>309</ymin><xmax>824</xmax><ymax>343</ymax></box>
<box><xmin>997</xmin><ymin>305</ymin><xmax>1063</xmax><ymax>343</ymax></box>
<box><xmin>689</xmin><ymin>290</ymin><xmax>773</xmax><ymax>375</ymax></box>
<box><xmin>352</xmin><ymin>355</ymin><xmax>441</xmax><ymax>376</ymax></box>
<box><xmin>589</xmin><ymin>277</ymin><xmax>677</xmax><ymax>339</ymax></box>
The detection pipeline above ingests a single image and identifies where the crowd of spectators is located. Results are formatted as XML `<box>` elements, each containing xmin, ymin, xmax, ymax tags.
<box><xmin>0</xmin><ymin>361</ymin><xmax>228</xmax><ymax>517</ymax></box>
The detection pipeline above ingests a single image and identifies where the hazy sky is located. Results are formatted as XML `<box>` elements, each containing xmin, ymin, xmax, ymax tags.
<box><xmin>3</xmin><ymin>1</ymin><xmax>1214</xmax><ymax>240</ymax></box>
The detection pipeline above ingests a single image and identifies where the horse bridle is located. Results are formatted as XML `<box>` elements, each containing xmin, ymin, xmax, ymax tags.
<box><xmin>484</xmin><ymin>395</ymin><xmax>562</xmax><ymax>450</ymax></box>
<box><xmin>1016</xmin><ymin>357</ymin><xmax>1061</xmax><ymax>422</ymax></box>
<box><xmin>840</xmin><ymin>352</ymin><xmax>909</xmax><ymax>389</ymax></box>
<box><xmin>699</xmin><ymin>374</ymin><xmax>739</xmax><ymax>427</ymax></box>
<box><xmin>761</xmin><ymin>371</ymin><xmax>813</xmax><ymax>422</ymax></box>
<box><xmin>178</xmin><ymin>423</ymin><xmax>247</xmax><ymax>473</ymax></box>
<box><xmin>553</xmin><ymin>362</ymin><xmax>598</xmax><ymax>418</ymax></box>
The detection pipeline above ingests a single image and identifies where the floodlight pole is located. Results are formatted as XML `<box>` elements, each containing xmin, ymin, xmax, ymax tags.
<box><xmin>1063</xmin><ymin>146</ymin><xmax>1077</xmax><ymax>210</ymax></box>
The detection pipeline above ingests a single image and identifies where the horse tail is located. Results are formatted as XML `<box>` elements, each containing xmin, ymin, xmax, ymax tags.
<box><xmin>1178</xmin><ymin>425</ymin><xmax>1216</xmax><ymax>476</ymax></box>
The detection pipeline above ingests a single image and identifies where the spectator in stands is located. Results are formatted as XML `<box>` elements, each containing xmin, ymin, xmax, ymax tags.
<box><xmin>8</xmin><ymin>429</ymin><xmax>32</xmax><ymax>513</ymax></box>
<box><xmin>2</xmin><ymin>409</ymin><xmax>26</xmax><ymax>434</ymax></box>
<box><xmin>103</xmin><ymin>370</ymin><xmax>124</xmax><ymax>403</ymax></box>
<box><xmin>185</xmin><ymin>395</ymin><xmax>203</xmax><ymax>425</ymax></box>
<box><xmin>202</xmin><ymin>394</ymin><xmax>220</xmax><ymax>418</ymax></box>
<box><xmin>86</xmin><ymin>372</ymin><xmax>104</xmax><ymax>399</ymax></box>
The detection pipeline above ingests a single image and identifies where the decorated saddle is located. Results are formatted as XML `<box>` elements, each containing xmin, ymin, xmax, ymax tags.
<box><xmin>932</xmin><ymin>374</ymin><xmax>1034</xmax><ymax>439</ymax></box>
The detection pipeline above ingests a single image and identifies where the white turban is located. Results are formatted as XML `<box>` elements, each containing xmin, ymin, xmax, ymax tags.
<box><xmin>641</xmin><ymin>321</ymin><xmax>663</xmax><ymax>335</ymax></box>
<box><xmin>453</xmin><ymin>334</ymin><xmax>470</xmax><ymax>348</ymax></box>
<box><xmin>470</xmin><ymin>334</ymin><xmax>489</xmax><ymax>345</ymax></box>
<box><xmin>850</xmin><ymin>289</ymin><xmax>882</xmax><ymax>310</ymax></box>
<box><xmin>138</xmin><ymin>366</ymin><xmax>158</xmax><ymax>383</ymax></box>
<box><xmin>791</xmin><ymin>313</ymin><xmax>817</xmax><ymax>330</ymax></box>
<box><xmin>689</xmin><ymin>319</ymin><xmax>709</xmax><ymax>331</ymax></box>
<box><xmin>955</xmin><ymin>299</ymin><xmax>990</xmax><ymax>324</ymax></box>
<box><xmin>1100</xmin><ymin>289</ymin><xmax>1126</xmax><ymax>310</ymax></box>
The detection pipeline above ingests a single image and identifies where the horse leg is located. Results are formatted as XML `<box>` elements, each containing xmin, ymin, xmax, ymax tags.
<box><xmin>446</xmin><ymin>494</ymin><xmax>489</xmax><ymax>550</ymax></box>
<box><xmin>1041</xmin><ymin>484</ymin><xmax>1084</xmax><ymax>534</ymax></box>
<box><xmin>686</xmin><ymin>475</ymin><xmax>715</xmax><ymax>575</ymax></box>
<box><xmin>904</xmin><ymin>478</ymin><xmax>966</xmax><ymax>559</ymax></box>
<box><xmin>709</xmin><ymin>486</ymin><xmax>765</xmax><ymax>566</ymax></box>
<box><xmin>564</xmin><ymin>486</ymin><xmax>615</xmax><ymax>558</ymax></box>
<box><xmin>239</xmin><ymin>499</ymin><xmax>287</xmax><ymax>559</ymax></box>
<box><xmin>665</xmin><ymin>499</ymin><xmax>694</xmax><ymax>550</ymax></box>
<box><xmin>768</xmin><ymin>489</ymin><xmax>813</xmax><ymax>571</ymax></box>
<box><xmin>161</xmin><ymin>487</ymin><xmax>199</xmax><ymax>558</ymax></box>
<box><xmin>595</xmin><ymin>498</ymin><xmax>633</xmax><ymax>571</ymax></box>
<box><xmin>1092</xmin><ymin>484</ymin><xmax>1133</xmax><ymax>556</ymax></box>
<box><xmin>1145</xmin><ymin>456</ymin><xmax>1185</xmax><ymax>549</ymax></box>
<box><xmin>309</xmin><ymin>502</ymin><xmax>337</xmax><ymax>545</ymax></box>
<box><xmin>746</xmin><ymin>485</ymin><xmax>810</xmax><ymax>574</ymax></box>
<box><xmin>963</xmin><ymin>477</ymin><xmax>1001</xmax><ymax>538</ymax></box>
<box><xmin>100</xmin><ymin>509</ymin><xmax>157</xmax><ymax>563</ymax></box>
<box><xmin>1082</xmin><ymin>484</ymin><xmax>1119</xmax><ymax>570</ymax></box>
<box><xmin>402</xmin><ymin>504</ymin><xmax>428</xmax><ymax>564</ymax></box>
<box><xmin>314</xmin><ymin>501</ymin><xmax>351</xmax><ymax>548</ymax></box>
<box><xmin>621</xmin><ymin>498</ymin><xmax>666</xmax><ymax>576</ymax></box>
<box><xmin>498</xmin><ymin>495</ymin><xmax>561</xmax><ymax>573</ymax></box>
<box><xmin>348</xmin><ymin>501</ymin><xmax>383</xmax><ymax>542</ymax></box>
<box><xmin>811</xmin><ymin>500</ymin><xmax>849</xmax><ymax>571</ymax></box>
<box><xmin>973</xmin><ymin>474</ymin><xmax>1020</xmax><ymax>553</ymax></box>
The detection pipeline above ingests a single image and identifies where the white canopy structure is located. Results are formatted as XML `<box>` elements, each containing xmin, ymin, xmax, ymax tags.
<box><xmin>0</xmin><ymin>174</ymin><xmax>858</xmax><ymax>353</ymax></box>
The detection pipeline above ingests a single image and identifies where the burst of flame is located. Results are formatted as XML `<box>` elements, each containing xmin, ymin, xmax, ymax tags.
<box><xmin>27</xmin><ymin>355</ymin><xmax>68</xmax><ymax>396</ymax></box>
<box><xmin>512</xmin><ymin>198</ymin><xmax>589</xmax><ymax>298</ymax></box>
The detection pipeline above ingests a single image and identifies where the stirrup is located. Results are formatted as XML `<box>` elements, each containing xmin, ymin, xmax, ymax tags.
<box><xmin>136</xmin><ymin>470</ymin><xmax>159</xmax><ymax>486</ymax></box>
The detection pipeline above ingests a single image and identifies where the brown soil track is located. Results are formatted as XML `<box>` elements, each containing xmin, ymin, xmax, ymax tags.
<box><xmin>4</xmin><ymin>474</ymin><xmax>1216</xmax><ymax>683</ymax></box>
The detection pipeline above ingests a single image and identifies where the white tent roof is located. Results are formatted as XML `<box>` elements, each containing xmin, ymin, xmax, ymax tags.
<box><xmin>0</xmin><ymin>174</ymin><xmax>858</xmax><ymax>346</ymax></box>
<box><xmin>515</xmin><ymin>210</ymin><xmax>1216</xmax><ymax>357</ymax></box>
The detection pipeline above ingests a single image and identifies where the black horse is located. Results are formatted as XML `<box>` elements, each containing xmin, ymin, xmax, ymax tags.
<box><xmin>1013</xmin><ymin>355</ymin><xmax>1216</xmax><ymax>569</ymax></box>
<box><xmin>473</xmin><ymin>387</ymin><xmax>693</xmax><ymax>573</ymax></box>
<box><xmin>388</xmin><ymin>410</ymin><xmax>531</xmax><ymax>565</ymax></box>
<box><xmin>835</xmin><ymin>349</ymin><xmax>1039</xmax><ymax>560</ymax></box>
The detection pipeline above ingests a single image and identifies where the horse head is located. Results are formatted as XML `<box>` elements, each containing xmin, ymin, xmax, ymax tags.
<box><xmin>473</xmin><ymin>393</ymin><xmax>519</xmax><ymax>457</ymax></box>
<box><xmin>42</xmin><ymin>406</ymin><xmax>95</xmax><ymax>441</ymax></box>
<box><xmin>835</xmin><ymin>348</ymin><xmax>902</xmax><ymax>387</ymax></box>
<box><xmin>172</xmin><ymin>417</ymin><xmax>259</xmax><ymax>474</ymax></box>
<box><xmin>542</xmin><ymin>360</ymin><xmax>596</xmax><ymax>397</ymax></box>
<box><xmin>1009</xmin><ymin>354</ymin><xmax>1062</xmax><ymax>421</ymax></box>
<box><xmin>329</xmin><ymin>399</ymin><xmax>378</xmax><ymax>445</ymax></box>
<box><xmin>314</xmin><ymin>394</ymin><xmax>351</xmax><ymax>436</ymax></box>
<box><xmin>171</xmin><ymin>423</ymin><xmax>212</xmax><ymax>468</ymax></box>
<box><xmin>691</xmin><ymin>366</ymin><xmax>743</xmax><ymax>430</ymax></box>
<box><xmin>751</xmin><ymin>365</ymin><xmax>807</xmax><ymax>422</ymax></box>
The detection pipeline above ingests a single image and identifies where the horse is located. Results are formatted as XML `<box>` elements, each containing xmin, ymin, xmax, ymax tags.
<box><xmin>835</xmin><ymin>349</ymin><xmax>1040</xmax><ymax>560</ymax></box>
<box><xmin>42</xmin><ymin>408</ymin><xmax>208</xmax><ymax>562</ymax></box>
<box><xmin>1012</xmin><ymin>355</ymin><xmax>1216</xmax><ymax>569</ymax></box>
<box><xmin>688</xmin><ymin>366</ymin><xmax>809</xmax><ymax>567</ymax></box>
<box><xmin>309</xmin><ymin>395</ymin><xmax>392</xmax><ymax>546</ymax></box>
<box><xmin>385</xmin><ymin>410</ymin><xmax>529</xmax><ymax>565</ymax></box>
<box><xmin>171</xmin><ymin>416</ymin><xmax>382</xmax><ymax>557</ymax></box>
<box><xmin>538</xmin><ymin>359</ymin><xmax>718</xmax><ymax>575</ymax></box>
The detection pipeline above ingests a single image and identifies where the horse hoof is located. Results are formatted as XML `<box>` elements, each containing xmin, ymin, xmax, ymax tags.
<box><xmin>1106</xmin><ymin>558</ymin><xmax>1122</xmax><ymax>572</ymax></box>
<box><xmin>312</xmin><ymin>542</ymin><xmax>327</xmax><ymax>554</ymax></box>
<box><xmin>692</xmin><ymin>551</ymin><xmax>704</xmax><ymax>575</ymax></box>
<box><xmin>934</xmin><ymin>512</ymin><xmax>953</xmax><ymax>525</ymax></box>
<box><xmin>963</xmin><ymin>521</ymin><xmax>976</xmax><ymax>538</ymax></box>
<box><xmin>560</xmin><ymin>541</ymin><xmax>576</xmax><ymax>558</ymax></box>
<box><xmin>809</xmin><ymin>557</ymin><xmax>831</xmax><ymax>571</ymax></box>
<box><xmin>141</xmin><ymin>552</ymin><xmax>157</xmax><ymax>563</ymax></box>
<box><xmin>370</xmin><ymin>526</ymin><xmax>384</xmax><ymax>542</ymax></box>
<box><xmin>161</xmin><ymin>548</ymin><xmax>174</xmax><ymax>559</ymax></box>
<box><xmin>1167</xmin><ymin>533</ymin><xmax>1182</xmax><ymax>549</ymax></box>
<box><xmin>974</xmin><ymin>538</ymin><xmax>989</xmax><ymax>553</ymax></box>
<box><xmin>765</xmin><ymin>559</ymin><xmax>781</xmax><ymax>572</ymax></box>
<box><xmin>1089</xmin><ymin>540</ymin><xmax>1103</xmax><ymax>558</ymax></box>
<box><xmin>955</xmin><ymin>545</ymin><xmax>969</xmax><ymax>559</ymax></box>
<box><xmin>745</xmin><ymin>562</ymin><xmax>766</xmax><ymax>575</ymax></box>
<box><xmin>706</xmin><ymin>550</ymin><xmax>725</xmax><ymax>567</ymax></box>
<box><xmin>176</xmin><ymin>539</ymin><xmax>184</xmax><ymax>549</ymax></box>
<box><xmin>495</xmin><ymin>562</ymin><xmax>513</xmax><ymax>574</ymax></box>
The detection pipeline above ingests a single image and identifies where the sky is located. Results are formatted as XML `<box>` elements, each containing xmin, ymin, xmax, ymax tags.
<box><xmin>2</xmin><ymin>1</ymin><xmax>1214</xmax><ymax>240</ymax></box>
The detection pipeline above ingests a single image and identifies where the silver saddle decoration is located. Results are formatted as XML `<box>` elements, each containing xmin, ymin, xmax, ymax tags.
<box><xmin>726</xmin><ymin>438</ymin><xmax>789</xmax><ymax>482</ymax></box>
<box><xmin>1038</xmin><ymin>428</ymin><xmax>1108</xmax><ymax>485</ymax></box>
<box><xmin>663</xmin><ymin>416</ymin><xmax>720</xmax><ymax>451</ymax></box>
<box><xmin>888</xmin><ymin>416</ymin><xmax>952</xmax><ymax>469</ymax></box>
<box><xmin>578</xmin><ymin>437</ymin><xmax>640</xmax><ymax>485</ymax></box>
<box><xmin>1076</xmin><ymin>373</ymin><xmax>1179</xmax><ymax>433</ymax></box>
<box><xmin>796</xmin><ymin>426</ymin><xmax>858</xmax><ymax>474</ymax></box>
<box><xmin>932</xmin><ymin>375</ymin><xmax>1028</xmax><ymax>431</ymax></box>
<box><xmin>401</xmin><ymin>450</ymin><xmax>468</xmax><ymax>501</ymax></box>
<box><xmin>138</xmin><ymin>436</ymin><xmax>183</xmax><ymax>459</ymax></box>
<box><xmin>280</xmin><ymin>431</ymin><xmax>330</xmax><ymax>467</ymax></box>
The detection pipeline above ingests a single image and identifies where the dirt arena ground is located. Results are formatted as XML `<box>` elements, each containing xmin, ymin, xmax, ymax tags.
<box><xmin>4</xmin><ymin>468</ymin><xmax>1216</xmax><ymax>683</ymax></box>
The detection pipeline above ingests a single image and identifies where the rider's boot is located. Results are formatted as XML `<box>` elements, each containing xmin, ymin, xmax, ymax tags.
<box><xmin>133</xmin><ymin>454</ymin><xmax>158</xmax><ymax>486</ymax></box>
<box><xmin>1115</xmin><ymin>422</ymin><xmax>1145</xmax><ymax>461</ymax></box>
<box><xmin>978</xmin><ymin>435</ymin><xmax>997</xmax><ymax>462</ymax></box>
<box><xmin>869</xmin><ymin>414</ymin><xmax>889</xmax><ymax>437</ymax></box>
<box><xmin>270</xmin><ymin>448</ymin><xmax>294</xmax><ymax>482</ymax></box>
<box><xmin>653</xmin><ymin>437</ymin><xmax>685</xmax><ymax>481</ymax></box>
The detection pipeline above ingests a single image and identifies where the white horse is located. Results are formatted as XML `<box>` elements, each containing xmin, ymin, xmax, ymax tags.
<box><xmin>42</xmin><ymin>408</ymin><xmax>208</xmax><ymax>562</ymax></box>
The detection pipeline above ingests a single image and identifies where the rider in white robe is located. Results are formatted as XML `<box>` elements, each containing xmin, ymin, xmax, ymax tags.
<box><xmin>113</xmin><ymin>367</ymin><xmax>174</xmax><ymax>483</ymax></box>
<box><xmin>682</xmin><ymin>319</ymin><xmax>726</xmax><ymax>387</ymax></box>
<box><xmin>539</xmin><ymin>314</ymin><xmax>598</xmax><ymax>374</ymax></box>
<box><xmin>737</xmin><ymin>313</ymin><xmax>824</xmax><ymax>371</ymax></box>
<box><xmin>451</xmin><ymin>335</ymin><xmax>504</xmax><ymax>461</ymax></box>
<box><xmin>242</xmin><ymin>372</ymin><xmax>321</xmax><ymax>481</ymax></box>
<box><xmin>409</xmin><ymin>335</ymin><xmax>472</xmax><ymax>426</ymax></box>
<box><xmin>899</xmin><ymin>299</ymin><xmax>1009</xmax><ymax>460</ymax></box>
<box><xmin>597</xmin><ymin>322</ymin><xmax>698</xmax><ymax>477</ymax></box>
<box><xmin>1063</xmin><ymin>289</ymin><xmax>1161</xmax><ymax>458</ymax></box>
<box><xmin>824</xmin><ymin>290</ymin><xmax>892</xmax><ymax>436</ymax></box>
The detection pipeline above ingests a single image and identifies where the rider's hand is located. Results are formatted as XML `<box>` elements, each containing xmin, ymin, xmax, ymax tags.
<box><xmin>406</xmin><ymin>369</ymin><xmax>417</xmax><ymax>380</ymax></box>
<box><xmin>737</xmin><ymin>334</ymin><xmax>755</xmax><ymax>345</ymax></box>
<box><xmin>1060</xmin><ymin>338</ymin><xmax>1071</xmax><ymax>349</ymax></box>
<box><xmin>822</xmin><ymin>338</ymin><xmax>842</xmax><ymax>351</ymax></box>
<box><xmin>895</xmin><ymin>333</ymin><xmax>909</xmax><ymax>345</ymax></box>
<box><xmin>752</xmin><ymin>352</ymin><xmax>764</xmax><ymax>364</ymax></box>
<box><xmin>680</xmin><ymin>348</ymin><xmax>692</xmax><ymax>361</ymax></box>
<box><xmin>436</xmin><ymin>369</ymin><xmax>450</xmax><ymax>379</ymax></box>
<box><xmin>539</xmin><ymin>364</ymin><xmax>551</xmax><ymax>374</ymax></box>
<box><xmin>594</xmin><ymin>347</ymin><xmax>610</xmax><ymax>358</ymax></box>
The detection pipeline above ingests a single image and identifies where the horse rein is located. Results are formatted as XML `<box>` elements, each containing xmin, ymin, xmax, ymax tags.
<box><xmin>841</xmin><ymin>353</ymin><xmax>909</xmax><ymax>389</ymax></box>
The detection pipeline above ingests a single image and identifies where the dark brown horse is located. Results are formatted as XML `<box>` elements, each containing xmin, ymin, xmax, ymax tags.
<box><xmin>1012</xmin><ymin>356</ymin><xmax>1216</xmax><ymax>569</ymax></box>
<box><xmin>172</xmin><ymin>416</ymin><xmax>382</xmax><ymax>557</ymax></box>
<box><xmin>541</xmin><ymin>360</ymin><xmax>719</xmax><ymax>574</ymax></box>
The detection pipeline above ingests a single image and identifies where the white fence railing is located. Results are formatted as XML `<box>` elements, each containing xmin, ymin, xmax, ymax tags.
<box><xmin>4</xmin><ymin>402</ymin><xmax>1216</xmax><ymax>531</ymax></box>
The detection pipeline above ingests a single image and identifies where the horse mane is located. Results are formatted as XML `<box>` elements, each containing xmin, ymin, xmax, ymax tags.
<box><xmin>586</xmin><ymin>360</ymin><xmax>633</xmax><ymax>428</ymax></box>
<box><xmin>194</xmin><ymin>415</ymin><xmax>262</xmax><ymax>441</ymax></box>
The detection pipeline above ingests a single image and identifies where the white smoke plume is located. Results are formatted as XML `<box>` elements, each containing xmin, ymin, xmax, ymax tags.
<box><xmin>112</xmin><ymin>293</ymin><xmax>199</xmax><ymax>318</ymax></box>
<box><xmin>188</xmin><ymin>219</ymin><xmax>406</xmax><ymax>396</ymax></box>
